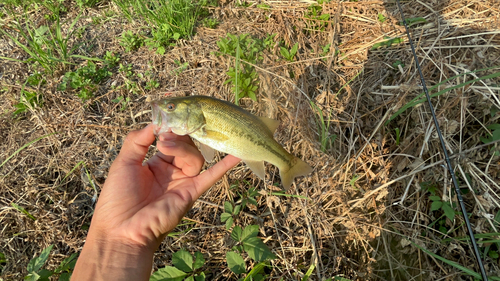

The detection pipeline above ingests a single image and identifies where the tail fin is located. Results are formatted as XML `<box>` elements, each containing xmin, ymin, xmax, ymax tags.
<box><xmin>279</xmin><ymin>157</ymin><xmax>313</xmax><ymax>190</ymax></box>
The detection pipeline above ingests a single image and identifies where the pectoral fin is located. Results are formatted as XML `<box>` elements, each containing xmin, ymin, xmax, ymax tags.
<box><xmin>199</xmin><ymin>143</ymin><xmax>215</xmax><ymax>162</ymax></box>
<box><xmin>205</xmin><ymin>129</ymin><xmax>229</xmax><ymax>142</ymax></box>
<box><xmin>258</xmin><ymin>116</ymin><xmax>280</xmax><ymax>133</ymax></box>
<box><xmin>243</xmin><ymin>160</ymin><xmax>266</xmax><ymax>180</ymax></box>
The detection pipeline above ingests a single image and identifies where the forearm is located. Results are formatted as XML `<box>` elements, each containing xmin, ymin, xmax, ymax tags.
<box><xmin>72</xmin><ymin>234</ymin><xmax>154</xmax><ymax>281</ymax></box>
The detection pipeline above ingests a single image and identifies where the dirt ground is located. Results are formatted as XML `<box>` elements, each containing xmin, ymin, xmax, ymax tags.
<box><xmin>1</xmin><ymin>0</ymin><xmax>499</xmax><ymax>280</ymax></box>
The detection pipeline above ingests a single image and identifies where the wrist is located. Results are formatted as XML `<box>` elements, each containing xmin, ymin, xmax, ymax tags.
<box><xmin>72</xmin><ymin>232</ymin><xmax>154</xmax><ymax>281</ymax></box>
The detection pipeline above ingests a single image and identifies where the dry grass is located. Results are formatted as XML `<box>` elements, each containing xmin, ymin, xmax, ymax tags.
<box><xmin>1</xmin><ymin>0</ymin><xmax>499</xmax><ymax>280</ymax></box>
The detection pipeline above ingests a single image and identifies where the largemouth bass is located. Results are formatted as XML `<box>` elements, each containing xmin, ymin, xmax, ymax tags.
<box><xmin>151</xmin><ymin>95</ymin><xmax>312</xmax><ymax>189</ymax></box>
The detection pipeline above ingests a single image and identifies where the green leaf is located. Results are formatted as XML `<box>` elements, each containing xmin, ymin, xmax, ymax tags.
<box><xmin>172</xmin><ymin>250</ymin><xmax>193</xmax><ymax>273</ymax></box>
<box><xmin>243</xmin><ymin>237</ymin><xmax>276</xmax><ymax>261</ymax></box>
<box><xmin>378</xmin><ymin>13</ymin><xmax>386</xmax><ymax>23</ymax></box>
<box><xmin>221</xmin><ymin>212</ymin><xmax>232</xmax><ymax>222</ymax></box>
<box><xmin>442</xmin><ymin>203</ymin><xmax>456</xmax><ymax>221</ymax></box>
<box><xmin>290</xmin><ymin>43</ymin><xmax>299</xmax><ymax>57</ymax></box>
<box><xmin>224</xmin><ymin>201</ymin><xmax>233</xmax><ymax>213</ymax></box>
<box><xmin>430</xmin><ymin>201</ymin><xmax>443</xmax><ymax>211</ymax></box>
<box><xmin>233</xmin><ymin>204</ymin><xmax>242</xmax><ymax>215</ymax></box>
<box><xmin>185</xmin><ymin>276</ymin><xmax>194</xmax><ymax>281</ymax></box>
<box><xmin>231</xmin><ymin>225</ymin><xmax>243</xmax><ymax>242</ymax></box>
<box><xmin>241</xmin><ymin>225</ymin><xmax>259</xmax><ymax>242</ymax></box>
<box><xmin>301</xmin><ymin>264</ymin><xmax>315</xmax><ymax>281</ymax></box>
<box><xmin>428</xmin><ymin>195</ymin><xmax>441</xmax><ymax>201</ymax></box>
<box><xmin>54</xmin><ymin>253</ymin><xmax>78</xmax><ymax>273</ymax></box>
<box><xmin>11</xmin><ymin>203</ymin><xmax>37</xmax><ymax>221</ymax></box>
<box><xmin>243</xmin><ymin>261</ymin><xmax>268</xmax><ymax>281</ymax></box>
<box><xmin>37</xmin><ymin>269</ymin><xmax>53</xmax><ymax>281</ymax></box>
<box><xmin>225</xmin><ymin>217</ymin><xmax>234</xmax><ymax>230</ymax></box>
<box><xmin>193</xmin><ymin>252</ymin><xmax>205</xmax><ymax>270</ymax></box>
<box><xmin>492</xmin><ymin>129</ymin><xmax>500</xmax><ymax>141</ymax></box>
<box><xmin>194</xmin><ymin>272</ymin><xmax>206</xmax><ymax>281</ymax></box>
<box><xmin>25</xmin><ymin>272</ymin><xmax>40</xmax><ymax>281</ymax></box>
<box><xmin>280</xmin><ymin>47</ymin><xmax>290</xmax><ymax>59</ymax></box>
<box><xmin>58</xmin><ymin>272</ymin><xmax>71</xmax><ymax>281</ymax></box>
<box><xmin>489</xmin><ymin>250</ymin><xmax>499</xmax><ymax>259</ymax></box>
<box><xmin>150</xmin><ymin>266</ymin><xmax>188</xmax><ymax>281</ymax></box>
<box><xmin>27</xmin><ymin>245</ymin><xmax>53</xmax><ymax>273</ymax></box>
<box><xmin>486</xmin><ymin>124</ymin><xmax>500</xmax><ymax>130</ymax></box>
<box><xmin>226</xmin><ymin>252</ymin><xmax>246</xmax><ymax>274</ymax></box>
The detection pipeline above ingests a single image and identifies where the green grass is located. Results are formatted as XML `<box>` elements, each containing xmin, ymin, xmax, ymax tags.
<box><xmin>113</xmin><ymin>0</ymin><xmax>209</xmax><ymax>54</ymax></box>
<box><xmin>0</xmin><ymin>12</ymin><xmax>96</xmax><ymax>76</ymax></box>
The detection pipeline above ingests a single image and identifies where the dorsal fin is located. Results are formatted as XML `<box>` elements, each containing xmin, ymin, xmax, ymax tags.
<box><xmin>258</xmin><ymin>116</ymin><xmax>280</xmax><ymax>133</ymax></box>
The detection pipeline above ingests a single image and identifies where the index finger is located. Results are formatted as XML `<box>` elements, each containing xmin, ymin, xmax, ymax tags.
<box><xmin>193</xmin><ymin>155</ymin><xmax>241</xmax><ymax>195</ymax></box>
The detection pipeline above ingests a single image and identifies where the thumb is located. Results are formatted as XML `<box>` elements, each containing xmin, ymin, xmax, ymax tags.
<box><xmin>112</xmin><ymin>124</ymin><xmax>156</xmax><ymax>168</ymax></box>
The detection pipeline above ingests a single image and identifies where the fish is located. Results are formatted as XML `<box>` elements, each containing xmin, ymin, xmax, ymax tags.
<box><xmin>151</xmin><ymin>95</ymin><xmax>312</xmax><ymax>189</ymax></box>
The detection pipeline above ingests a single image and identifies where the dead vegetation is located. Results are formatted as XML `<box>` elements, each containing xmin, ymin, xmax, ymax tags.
<box><xmin>1</xmin><ymin>0</ymin><xmax>499</xmax><ymax>280</ymax></box>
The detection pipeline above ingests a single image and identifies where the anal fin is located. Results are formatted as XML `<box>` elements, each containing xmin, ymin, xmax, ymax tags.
<box><xmin>243</xmin><ymin>160</ymin><xmax>266</xmax><ymax>180</ymax></box>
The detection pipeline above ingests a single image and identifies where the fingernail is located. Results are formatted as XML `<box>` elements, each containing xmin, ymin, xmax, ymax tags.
<box><xmin>159</xmin><ymin>141</ymin><xmax>176</xmax><ymax>147</ymax></box>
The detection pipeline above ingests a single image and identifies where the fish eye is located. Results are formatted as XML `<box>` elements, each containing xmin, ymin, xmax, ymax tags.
<box><xmin>166</xmin><ymin>103</ymin><xmax>175</xmax><ymax>111</ymax></box>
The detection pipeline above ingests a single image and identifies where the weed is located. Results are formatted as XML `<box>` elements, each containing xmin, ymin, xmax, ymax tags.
<box><xmin>392</xmin><ymin>60</ymin><xmax>404</xmax><ymax>69</ymax></box>
<box><xmin>0</xmin><ymin>251</ymin><xmax>6</xmax><ymax>273</ymax></box>
<box><xmin>0</xmin><ymin>132</ymin><xmax>57</xmax><ymax>170</ymax></box>
<box><xmin>0</xmin><ymin>13</ymin><xmax>94</xmax><ymax>75</ymax></box>
<box><xmin>24</xmin><ymin>245</ymin><xmax>78</xmax><ymax>281</ymax></box>
<box><xmin>321</xmin><ymin>43</ymin><xmax>331</xmax><ymax>57</ymax></box>
<box><xmin>171</xmin><ymin>60</ymin><xmax>189</xmax><ymax>76</ymax></box>
<box><xmin>119</xmin><ymin>30</ymin><xmax>144</xmax><ymax>52</ymax></box>
<box><xmin>76</xmin><ymin>0</ymin><xmax>99</xmax><ymax>8</ymax></box>
<box><xmin>201</xmin><ymin>17</ymin><xmax>219</xmax><ymax>29</ymax></box>
<box><xmin>309</xmin><ymin>101</ymin><xmax>337</xmax><ymax>152</ymax></box>
<box><xmin>304</xmin><ymin>5</ymin><xmax>330</xmax><ymax>32</ymax></box>
<box><xmin>480</xmin><ymin>123</ymin><xmax>500</xmax><ymax>156</ymax></box>
<box><xmin>13</xmin><ymin>89</ymin><xmax>43</xmax><ymax>116</ymax></box>
<box><xmin>26</xmin><ymin>72</ymin><xmax>47</xmax><ymax>87</ymax></box>
<box><xmin>227</xmin><ymin>224</ymin><xmax>276</xmax><ymax>265</ymax></box>
<box><xmin>114</xmin><ymin>0</ymin><xmax>202</xmax><ymax>55</ymax></box>
<box><xmin>58</xmin><ymin>62</ymin><xmax>111</xmax><ymax>101</ymax></box>
<box><xmin>394</xmin><ymin>128</ymin><xmax>400</xmax><ymax>146</ymax></box>
<box><xmin>399</xmin><ymin>17</ymin><xmax>427</xmax><ymax>27</ymax></box>
<box><xmin>377</xmin><ymin>13</ymin><xmax>386</xmax><ymax>23</ymax></box>
<box><xmin>103</xmin><ymin>51</ymin><xmax>120</xmax><ymax>68</ymax></box>
<box><xmin>420</xmin><ymin>181</ymin><xmax>457</xmax><ymax>234</ymax></box>
<box><xmin>217</xmin><ymin>33</ymin><xmax>266</xmax><ymax>104</ymax></box>
<box><xmin>119</xmin><ymin>63</ymin><xmax>134</xmax><ymax>78</ymax></box>
<box><xmin>145</xmin><ymin>79</ymin><xmax>160</xmax><ymax>90</ymax></box>
<box><xmin>371</xmin><ymin>37</ymin><xmax>404</xmax><ymax>50</ymax></box>
<box><xmin>150</xmin><ymin>250</ymin><xmax>206</xmax><ymax>281</ymax></box>
<box><xmin>124</xmin><ymin>79</ymin><xmax>140</xmax><ymax>95</ymax></box>
<box><xmin>112</xmin><ymin>96</ymin><xmax>130</xmax><ymax>110</ymax></box>
<box><xmin>263</xmin><ymin>33</ymin><xmax>277</xmax><ymax>50</ymax></box>
<box><xmin>11</xmin><ymin>203</ymin><xmax>37</xmax><ymax>221</ymax></box>
<box><xmin>257</xmin><ymin>3</ymin><xmax>270</xmax><ymax>10</ymax></box>
<box><xmin>220</xmin><ymin>201</ymin><xmax>241</xmax><ymax>230</ymax></box>
<box><xmin>280</xmin><ymin>42</ymin><xmax>299</xmax><ymax>62</ymax></box>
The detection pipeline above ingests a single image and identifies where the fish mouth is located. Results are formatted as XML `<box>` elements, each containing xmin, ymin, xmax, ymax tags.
<box><xmin>151</xmin><ymin>102</ymin><xmax>171</xmax><ymax>135</ymax></box>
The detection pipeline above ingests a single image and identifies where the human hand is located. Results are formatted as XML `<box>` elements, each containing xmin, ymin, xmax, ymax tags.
<box><xmin>72</xmin><ymin>124</ymin><xmax>240</xmax><ymax>281</ymax></box>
